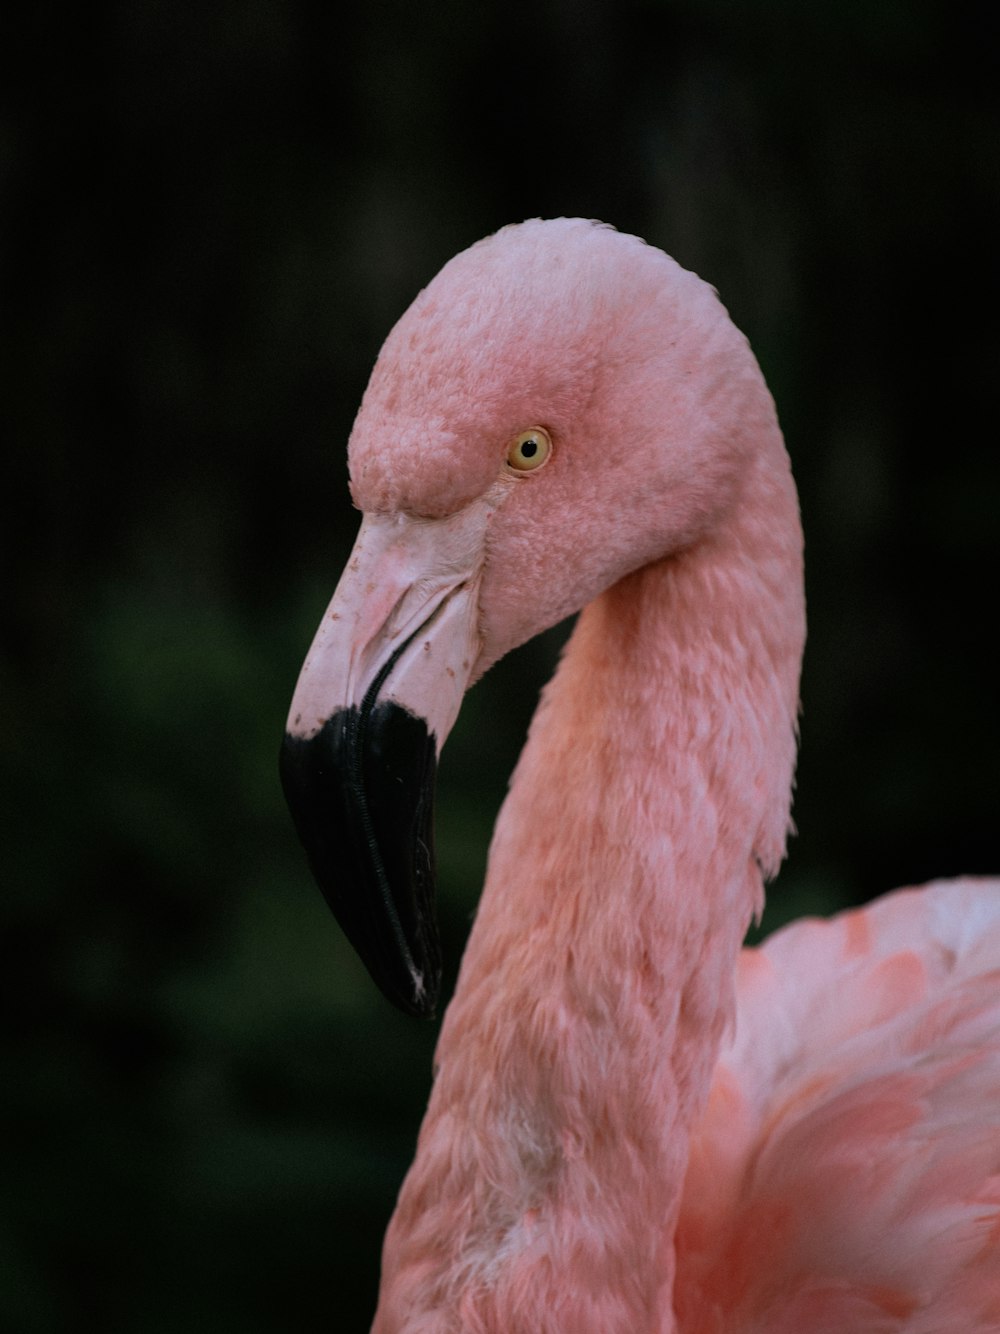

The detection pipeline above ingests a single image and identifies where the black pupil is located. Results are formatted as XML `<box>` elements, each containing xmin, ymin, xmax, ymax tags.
<box><xmin>520</xmin><ymin>438</ymin><xmax>538</xmax><ymax>458</ymax></box>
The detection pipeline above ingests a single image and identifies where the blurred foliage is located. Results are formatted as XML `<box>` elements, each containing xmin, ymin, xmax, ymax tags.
<box><xmin>2</xmin><ymin>0</ymin><xmax>998</xmax><ymax>1329</ymax></box>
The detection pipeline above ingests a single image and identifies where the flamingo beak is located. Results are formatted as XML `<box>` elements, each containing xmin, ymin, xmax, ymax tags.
<box><xmin>279</xmin><ymin>502</ymin><xmax>494</xmax><ymax>1018</ymax></box>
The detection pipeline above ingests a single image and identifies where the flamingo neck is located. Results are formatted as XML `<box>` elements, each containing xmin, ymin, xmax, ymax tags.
<box><xmin>374</xmin><ymin>449</ymin><xmax>803</xmax><ymax>1333</ymax></box>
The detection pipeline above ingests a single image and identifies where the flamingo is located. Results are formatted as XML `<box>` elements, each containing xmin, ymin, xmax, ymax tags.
<box><xmin>279</xmin><ymin>219</ymin><xmax>1000</xmax><ymax>1332</ymax></box>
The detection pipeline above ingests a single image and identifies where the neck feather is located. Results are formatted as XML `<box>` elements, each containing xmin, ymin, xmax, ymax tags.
<box><xmin>374</xmin><ymin>443</ymin><xmax>804</xmax><ymax>1333</ymax></box>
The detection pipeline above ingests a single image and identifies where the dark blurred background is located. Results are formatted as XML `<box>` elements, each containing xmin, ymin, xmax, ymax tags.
<box><xmin>2</xmin><ymin>1</ymin><xmax>998</xmax><ymax>1329</ymax></box>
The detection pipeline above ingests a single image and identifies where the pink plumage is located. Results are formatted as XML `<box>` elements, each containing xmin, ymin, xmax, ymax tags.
<box><xmin>281</xmin><ymin>218</ymin><xmax>1000</xmax><ymax>1331</ymax></box>
<box><xmin>677</xmin><ymin>880</ymin><xmax>1000</xmax><ymax>1331</ymax></box>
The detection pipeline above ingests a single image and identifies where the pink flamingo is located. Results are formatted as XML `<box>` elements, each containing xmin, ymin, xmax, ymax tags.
<box><xmin>280</xmin><ymin>219</ymin><xmax>1000</xmax><ymax>1331</ymax></box>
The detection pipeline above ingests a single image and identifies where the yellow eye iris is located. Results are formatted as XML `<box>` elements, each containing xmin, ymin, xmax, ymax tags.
<box><xmin>506</xmin><ymin>427</ymin><xmax>552</xmax><ymax>474</ymax></box>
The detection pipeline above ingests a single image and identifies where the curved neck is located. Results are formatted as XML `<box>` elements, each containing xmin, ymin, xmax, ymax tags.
<box><xmin>374</xmin><ymin>444</ymin><xmax>804</xmax><ymax>1333</ymax></box>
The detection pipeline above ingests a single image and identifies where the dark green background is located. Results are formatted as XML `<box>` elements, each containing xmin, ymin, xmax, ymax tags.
<box><xmin>3</xmin><ymin>2</ymin><xmax>998</xmax><ymax>1330</ymax></box>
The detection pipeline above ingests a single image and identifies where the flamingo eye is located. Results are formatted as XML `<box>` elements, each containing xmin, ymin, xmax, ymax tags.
<box><xmin>505</xmin><ymin>427</ymin><xmax>552</xmax><ymax>474</ymax></box>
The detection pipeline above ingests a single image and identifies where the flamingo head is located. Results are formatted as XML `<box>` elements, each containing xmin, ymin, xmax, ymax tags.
<box><xmin>279</xmin><ymin>219</ymin><xmax>776</xmax><ymax>1016</ymax></box>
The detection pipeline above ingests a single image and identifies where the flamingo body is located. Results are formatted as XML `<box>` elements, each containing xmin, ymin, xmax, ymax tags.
<box><xmin>678</xmin><ymin>878</ymin><xmax>1000</xmax><ymax>1331</ymax></box>
<box><xmin>280</xmin><ymin>219</ymin><xmax>1000</xmax><ymax>1331</ymax></box>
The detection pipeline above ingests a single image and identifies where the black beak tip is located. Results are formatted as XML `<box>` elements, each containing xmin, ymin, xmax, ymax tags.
<box><xmin>278</xmin><ymin>705</ymin><xmax>442</xmax><ymax>1020</ymax></box>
